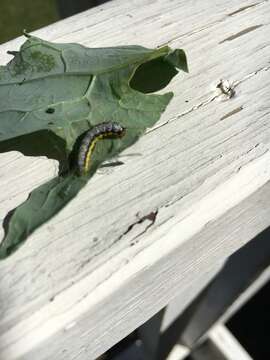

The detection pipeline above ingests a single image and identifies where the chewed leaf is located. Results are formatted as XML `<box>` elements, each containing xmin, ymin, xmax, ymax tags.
<box><xmin>0</xmin><ymin>34</ymin><xmax>188</xmax><ymax>259</ymax></box>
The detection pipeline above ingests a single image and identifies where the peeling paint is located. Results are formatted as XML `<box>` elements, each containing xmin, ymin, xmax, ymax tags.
<box><xmin>119</xmin><ymin>210</ymin><xmax>158</xmax><ymax>246</ymax></box>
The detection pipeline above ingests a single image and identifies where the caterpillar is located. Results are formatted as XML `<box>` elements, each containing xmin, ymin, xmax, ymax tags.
<box><xmin>77</xmin><ymin>122</ymin><xmax>126</xmax><ymax>175</ymax></box>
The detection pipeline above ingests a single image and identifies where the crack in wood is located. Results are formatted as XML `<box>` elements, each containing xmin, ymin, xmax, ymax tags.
<box><xmin>148</xmin><ymin>95</ymin><xmax>218</xmax><ymax>134</ymax></box>
<box><xmin>75</xmin><ymin>210</ymin><xmax>159</xmax><ymax>273</ymax></box>
<box><xmin>149</xmin><ymin>64</ymin><xmax>269</xmax><ymax>134</ymax></box>
<box><xmin>227</xmin><ymin>2</ymin><xmax>260</xmax><ymax>16</ymax></box>
<box><xmin>233</xmin><ymin>64</ymin><xmax>270</xmax><ymax>87</ymax></box>
<box><xmin>159</xmin><ymin>143</ymin><xmax>268</xmax><ymax>213</ymax></box>
<box><xmin>130</xmin><ymin>211</ymin><xmax>158</xmax><ymax>245</ymax></box>
<box><xmin>116</xmin><ymin>210</ymin><xmax>158</xmax><ymax>246</ymax></box>
<box><xmin>236</xmin><ymin>146</ymin><xmax>269</xmax><ymax>172</ymax></box>
<box><xmin>220</xmin><ymin>106</ymin><xmax>243</xmax><ymax>121</ymax></box>
<box><xmin>219</xmin><ymin>25</ymin><xmax>263</xmax><ymax>43</ymax></box>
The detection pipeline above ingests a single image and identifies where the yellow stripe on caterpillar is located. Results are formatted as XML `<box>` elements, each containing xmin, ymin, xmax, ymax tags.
<box><xmin>77</xmin><ymin>122</ymin><xmax>125</xmax><ymax>176</ymax></box>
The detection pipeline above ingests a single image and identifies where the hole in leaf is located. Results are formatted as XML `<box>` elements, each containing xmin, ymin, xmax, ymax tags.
<box><xmin>130</xmin><ymin>57</ymin><xmax>178</xmax><ymax>94</ymax></box>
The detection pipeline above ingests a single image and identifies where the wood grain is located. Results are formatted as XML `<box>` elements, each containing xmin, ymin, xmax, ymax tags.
<box><xmin>0</xmin><ymin>0</ymin><xmax>269</xmax><ymax>358</ymax></box>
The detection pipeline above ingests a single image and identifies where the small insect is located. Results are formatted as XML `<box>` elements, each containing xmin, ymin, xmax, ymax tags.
<box><xmin>77</xmin><ymin>122</ymin><xmax>126</xmax><ymax>175</ymax></box>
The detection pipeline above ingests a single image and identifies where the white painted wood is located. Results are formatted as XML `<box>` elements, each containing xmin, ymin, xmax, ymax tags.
<box><xmin>0</xmin><ymin>0</ymin><xmax>269</xmax><ymax>359</ymax></box>
<box><xmin>166</xmin><ymin>344</ymin><xmax>189</xmax><ymax>360</ymax></box>
<box><xmin>191</xmin><ymin>325</ymin><xmax>252</xmax><ymax>360</ymax></box>
<box><xmin>160</xmin><ymin>261</ymin><xmax>225</xmax><ymax>332</ymax></box>
<box><xmin>179</xmin><ymin>225</ymin><xmax>270</xmax><ymax>347</ymax></box>
<box><xmin>208</xmin><ymin>324</ymin><xmax>253</xmax><ymax>360</ymax></box>
<box><xmin>137</xmin><ymin>262</ymin><xmax>224</xmax><ymax>360</ymax></box>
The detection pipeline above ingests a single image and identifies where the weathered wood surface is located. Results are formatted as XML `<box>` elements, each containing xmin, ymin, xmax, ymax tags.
<box><xmin>0</xmin><ymin>0</ymin><xmax>269</xmax><ymax>359</ymax></box>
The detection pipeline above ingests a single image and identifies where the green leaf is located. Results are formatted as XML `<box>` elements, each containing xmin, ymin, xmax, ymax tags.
<box><xmin>0</xmin><ymin>174</ymin><xmax>86</xmax><ymax>259</ymax></box>
<box><xmin>0</xmin><ymin>34</ymin><xmax>188</xmax><ymax>259</ymax></box>
<box><xmin>165</xmin><ymin>49</ymin><xmax>189</xmax><ymax>73</ymax></box>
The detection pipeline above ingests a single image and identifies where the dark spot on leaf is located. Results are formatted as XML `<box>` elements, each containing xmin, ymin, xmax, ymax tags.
<box><xmin>46</xmin><ymin>108</ymin><xmax>55</xmax><ymax>114</ymax></box>
<box><xmin>5</xmin><ymin>247</ymin><xmax>13</xmax><ymax>256</ymax></box>
<box><xmin>48</xmin><ymin>122</ymin><xmax>54</xmax><ymax>125</ymax></box>
<box><xmin>17</xmin><ymin>78</ymin><xmax>26</xmax><ymax>86</ymax></box>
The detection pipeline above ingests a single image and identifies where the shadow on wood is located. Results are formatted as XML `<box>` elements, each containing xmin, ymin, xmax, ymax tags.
<box><xmin>57</xmin><ymin>0</ymin><xmax>110</xmax><ymax>18</ymax></box>
<box><xmin>154</xmin><ymin>226</ymin><xmax>270</xmax><ymax>359</ymax></box>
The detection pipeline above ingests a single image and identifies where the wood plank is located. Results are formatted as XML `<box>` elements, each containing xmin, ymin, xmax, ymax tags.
<box><xmin>191</xmin><ymin>325</ymin><xmax>252</xmax><ymax>360</ymax></box>
<box><xmin>160</xmin><ymin>261</ymin><xmax>225</xmax><ymax>333</ymax></box>
<box><xmin>137</xmin><ymin>262</ymin><xmax>224</xmax><ymax>360</ymax></box>
<box><xmin>180</xmin><ymin>226</ymin><xmax>270</xmax><ymax>347</ymax></box>
<box><xmin>150</xmin><ymin>225</ymin><xmax>270</xmax><ymax>359</ymax></box>
<box><xmin>0</xmin><ymin>0</ymin><xmax>269</xmax><ymax>358</ymax></box>
<box><xmin>209</xmin><ymin>325</ymin><xmax>252</xmax><ymax>360</ymax></box>
<box><xmin>167</xmin><ymin>344</ymin><xmax>189</xmax><ymax>360</ymax></box>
